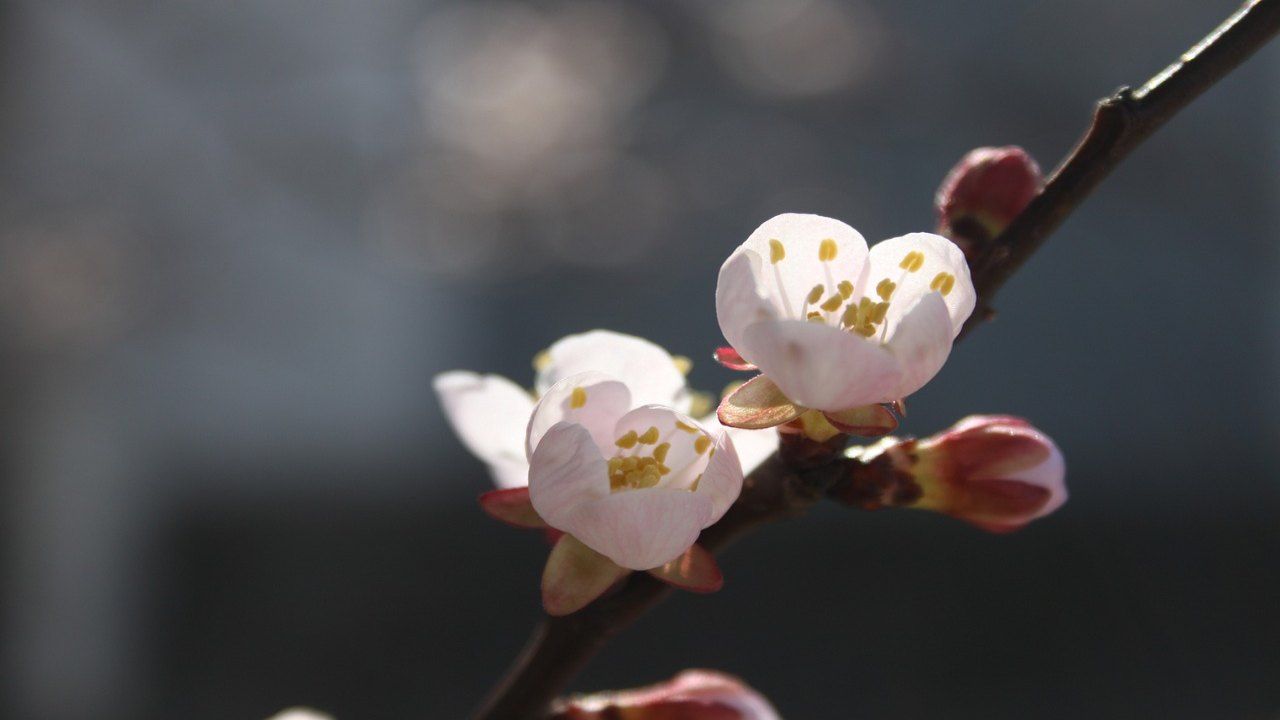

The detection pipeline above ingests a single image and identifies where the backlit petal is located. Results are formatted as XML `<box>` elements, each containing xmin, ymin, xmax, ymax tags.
<box><xmin>536</xmin><ymin>330</ymin><xmax>691</xmax><ymax>412</ymax></box>
<box><xmin>567</xmin><ymin>489</ymin><xmax>713</xmax><ymax>570</ymax></box>
<box><xmin>695</xmin><ymin>431</ymin><xmax>744</xmax><ymax>525</ymax></box>
<box><xmin>528</xmin><ymin>422</ymin><xmax>610</xmax><ymax>530</ymax></box>
<box><xmin>883</xmin><ymin>292</ymin><xmax>955</xmax><ymax>400</ymax></box>
<box><xmin>527</xmin><ymin>372</ymin><xmax>632</xmax><ymax>459</ymax></box>
<box><xmin>865</xmin><ymin>232</ymin><xmax>975</xmax><ymax>337</ymax></box>
<box><xmin>433</xmin><ymin>371</ymin><xmax>535</xmax><ymax>489</ymax></box>
<box><xmin>740</xmin><ymin>319</ymin><xmax>901</xmax><ymax>411</ymax></box>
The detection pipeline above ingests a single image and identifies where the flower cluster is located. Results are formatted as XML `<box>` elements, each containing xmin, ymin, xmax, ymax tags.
<box><xmin>435</xmin><ymin>207</ymin><xmax>1067</xmax><ymax>620</ymax></box>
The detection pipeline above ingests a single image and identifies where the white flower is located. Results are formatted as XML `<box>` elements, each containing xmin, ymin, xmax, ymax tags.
<box><xmin>435</xmin><ymin>330</ymin><xmax>777</xmax><ymax>489</ymax></box>
<box><xmin>527</xmin><ymin>372</ymin><xmax>745</xmax><ymax>570</ymax></box>
<box><xmin>716</xmin><ymin>213</ymin><xmax>975</xmax><ymax>414</ymax></box>
<box><xmin>434</xmin><ymin>330</ymin><xmax>691</xmax><ymax>489</ymax></box>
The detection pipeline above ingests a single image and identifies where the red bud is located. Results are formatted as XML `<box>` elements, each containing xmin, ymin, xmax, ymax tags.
<box><xmin>935</xmin><ymin>146</ymin><xmax>1042</xmax><ymax>257</ymax></box>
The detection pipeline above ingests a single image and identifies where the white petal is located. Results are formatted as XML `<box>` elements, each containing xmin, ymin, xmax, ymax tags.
<box><xmin>865</xmin><ymin>232</ymin><xmax>975</xmax><ymax>337</ymax></box>
<box><xmin>612</xmin><ymin>405</ymin><xmax>710</xmax><ymax>491</ymax></box>
<box><xmin>718</xmin><ymin>214</ymin><xmax>869</xmax><ymax>356</ymax></box>
<box><xmin>699</xmin><ymin>414</ymin><xmax>778</xmax><ymax>476</ymax></box>
<box><xmin>883</xmin><ymin>291</ymin><xmax>955</xmax><ymax>399</ymax></box>
<box><xmin>526</xmin><ymin>372</ymin><xmax>632</xmax><ymax>459</ymax></box>
<box><xmin>433</xmin><ymin>371</ymin><xmax>534</xmax><ymax>489</ymax></box>
<box><xmin>695</xmin><ymin>430</ymin><xmax>744</xmax><ymax>526</ymax></box>
<box><xmin>566</xmin><ymin>489</ymin><xmax>713</xmax><ymax>570</ymax></box>
<box><xmin>740</xmin><ymin>319</ymin><xmax>901</xmax><ymax>411</ymax></box>
<box><xmin>528</xmin><ymin>422</ymin><xmax>610</xmax><ymax>530</ymax></box>
<box><xmin>535</xmin><ymin>330</ymin><xmax>691</xmax><ymax>412</ymax></box>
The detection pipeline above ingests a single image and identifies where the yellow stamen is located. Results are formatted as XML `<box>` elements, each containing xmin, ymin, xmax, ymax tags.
<box><xmin>928</xmin><ymin>272</ymin><xmax>956</xmax><ymax>296</ymax></box>
<box><xmin>820</xmin><ymin>294</ymin><xmax>844</xmax><ymax>313</ymax></box>
<box><xmin>608</xmin><ymin>455</ymin><xmax>667</xmax><ymax>491</ymax></box>
<box><xmin>870</xmin><ymin>301</ymin><xmax>890</xmax><ymax>323</ymax></box>
<box><xmin>653</xmin><ymin>442</ymin><xmax>671</xmax><ymax>464</ymax></box>
<box><xmin>899</xmin><ymin>251</ymin><xmax>924</xmax><ymax>272</ymax></box>
<box><xmin>532</xmin><ymin>350</ymin><xmax>551</xmax><ymax>372</ymax></box>
<box><xmin>875</xmin><ymin>278</ymin><xmax>896</xmax><ymax>301</ymax></box>
<box><xmin>840</xmin><ymin>303</ymin><xmax>859</xmax><ymax>327</ymax></box>
<box><xmin>818</xmin><ymin>238</ymin><xmax>838</xmax><ymax>262</ymax></box>
<box><xmin>769</xmin><ymin>239</ymin><xmax>786</xmax><ymax>264</ymax></box>
<box><xmin>638</xmin><ymin>426</ymin><xmax>660</xmax><ymax>445</ymax></box>
<box><xmin>805</xmin><ymin>284</ymin><xmax>824</xmax><ymax>305</ymax></box>
<box><xmin>615</xmin><ymin>430</ymin><xmax>639</xmax><ymax>449</ymax></box>
<box><xmin>807</xmin><ymin>312</ymin><xmax>824</xmax><ymax>322</ymax></box>
<box><xmin>694</xmin><ymin>435</ymin><xmax>712</xmax><ymax>455</ymax></box>
<box><xmin>837</xmin><ymin>280</ymin><xmax>854</xmax><ymax>299</ymax></box>
<box><xmin>570</xmin><ymin>387</ymin><xmax>587</xmax><ymax>408</ymax></box>
<box><xmin>675</xmin><ymin>420</ymin><xmax>700</xmax><ymax>434</ymax></box>
<box><xmin>672</xmin><ymin>355</ymin><xmax>692</xmax><ymax>375</ymax></box>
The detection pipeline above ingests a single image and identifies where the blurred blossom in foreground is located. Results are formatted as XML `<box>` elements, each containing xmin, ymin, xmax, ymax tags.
<box><xmin>702</xmin><ymin>0</ymin><xmax>882</xmax><ymax>99</ymax></box>
<box><xmin>840</xmin><ymin>415</ymin><xmax>1068</xmax><ymax>532</ymax></box>
<box><xmin>266</xmin><ymin>708</ymin><xmax>334</xmax><ymax>720</ymax></box>
<box><xmin>551</xmin><ymin>669</ymin><xmax>781</xmax><ymax>719</ymax></box>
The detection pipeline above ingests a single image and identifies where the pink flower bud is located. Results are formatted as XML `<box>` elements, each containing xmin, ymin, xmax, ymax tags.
<box><xmin>840</xmin><ymin>415</ymin><xmax>1066</xmax><ymax>532</ymax></box>
<box><xmin>551</xmin><ymin>670</ymin><xmax>780</xmax><ymax>720</ymax></box>
<box><xmin>935</xmin><ymin>147</ymin><xmax>1042</xmax><ymax>256</ymax></box>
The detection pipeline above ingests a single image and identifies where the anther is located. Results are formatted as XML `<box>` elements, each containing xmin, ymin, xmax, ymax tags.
<box><xmin>805</xmin><ymin>284</ymin><xmax>824</xmax><ymax>305</ymax></box>
<box><xmin>615</xmin><ymin>430</ymin><xmax>639</xmax><ymax>449</ymax></box>
<box><xmin>653</xmin><ymin>442</ymin><xmax>671</xmax><ymax>464</ymax></box>
<box><xmin>638</xmin><ymin>426</ymin><xmax>660</xmax><ymax>445</ymax></box>
<box><xmin>672</xmin><ymin>356</ymin><xmax>692</xmax><ymax>375</ymax></box>
<box><xmin>675</xmin><ymin>420</ymin><xmax>700</xmax><ymax>434</ymax></box>
<box><xmin>819</xmin><ymin>238</ymin><xmax>838</xmax><ymax>262</ymax></box>
<box><xmin>899</xmin><ymin>251</ymin><xmax>924</xmax><ymax>272</ymax></box>
<box><xmin>532</xmin><ymin>350</ymin><xmax>551</xmax><ymax>372</ymax></box>
<box><xmin>570</xmin><ymin>387</ymin><xmax>587</xmax><ymax>409</ymax></box>
<box><xmin>871</xmin><ymin>301</ymin><xmax>890</xmax><ymax>323</ymax></box>
<box><xmin>769</xmin><ymin>239</ymin><xmax>786</xmax><ymax>264</ymax></box>
<box><xmin>837</xmin><ymin>280</ymin><xmax>854</xmax><ymax>299</ymax></box>
<box><xmin>876</xmin><ymin>278</ymin><xmax>896</xmax><ymax>301</ymax></box>
<box><xmin>694</xmin><ymin>435</ymin><xmax>712</xmax><ymax>455</ymax></box>
<box><xmin>820</xmin><ymin>294</ymin><xmax>844</xmax><ymax>313</ymax></box>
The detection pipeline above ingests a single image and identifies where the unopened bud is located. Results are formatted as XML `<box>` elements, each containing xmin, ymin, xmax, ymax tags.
<box><xmin>839</xmin><ymin>415</ymin><xmax>1066</xmax><ymax>532</ymax></box>
<box><xmin>935</xmin><ymin>146</ymin><xmax>1042</xmax><ymax>257</ymax></box>
<box><xmin>551</xmin><ymin>669</ymin><xmax>780</xmax><ymax>720</ymax></box>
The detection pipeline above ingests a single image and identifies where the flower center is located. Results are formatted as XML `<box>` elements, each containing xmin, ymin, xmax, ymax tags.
<box><xmin>770</xmin><ymin>239</ymin><xmax>956</xmax><ymax>342</ymax></box>
<box><xmin>607</xmin><ymin>421</ymin><xmax>714</xmax><ymax>492</ymax></box>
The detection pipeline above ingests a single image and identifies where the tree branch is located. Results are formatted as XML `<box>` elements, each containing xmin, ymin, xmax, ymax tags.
<box><xmin>962</xmin><ymin>0</ymin><xmax>1280</xmax><ymax>336</ymax></box>
<box><xmin>472</xmin><ymin>2</ymin><xmax>1280</xmax><ymax>717</ymax></box>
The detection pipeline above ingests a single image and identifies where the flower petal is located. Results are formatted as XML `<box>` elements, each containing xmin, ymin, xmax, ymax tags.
<box><xmin>739</xmin><ymin>319</ymin><xmax>901</xmax><ymax>411</ymax></box>
<box><xmin>433</xmin><ymin>371</ymin><xmax>535</xmax><ymax>489</ymax></box>
<box><xmin>528</xmin><ymin>422</ymin><xmax>610</xmax><ymax>530</ymax></box>
<box><xmin>716</xmin><ymin>374</ymin><xmax>803</xmax><ymax>430</ymax></box>
<box><xmin>717</xmin><ymin>214</ymin><xmax>870</xmax><ymax>357</ymax></box>
<box><xmin>541</xmin><ymin>534</ymin><xmax>630</xmax><ymax>616</ymax></box>
<box><xmin>883</xmin><ymin>291</ymin><xmax>955</xmax><ymax>400</ymax></box>
<box><xmin>567</xmin><ymin>489</ymin><xmax>713</xmax><ymax>570</ymax></box>
<box><xmin>526</xmin><ymin>372</ymin><xmax>632</xmax><ymax>459</ymax></box>
<box><xmin>865</xmin><ymin>232</ymin><xmax>975</xmax><ymax>337</ymax></box>
<box><xmin>478</xmin><ymin>487</ymin><xmax>546</xmax><ymax>529</ymax></box>
<box><xmin>713</xmin><ymin>345</ymin><xmax>757</xmax><ymax>372</ymax></box>
<box><xmin>696</xmin><ymin>430</ymin><xmax>744</xmax><ymax>525</ymax></box>
<box><xmin>647</xmin><ymin>543</ymin><xmax>723</xmax><ymax>593</ymax></box>
<box><xmin>698</xmin><ymin>414</ymin><xmax>777</xmax><ymax>476</ymax></box>
<box><xmin>536</xmin><ymin>330</ymin><xmax>690</xmax><ymax>412</ymax></box>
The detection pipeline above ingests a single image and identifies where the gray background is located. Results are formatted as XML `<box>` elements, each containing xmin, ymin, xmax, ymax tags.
<box><xmin>1</xmin><ymin>1</ymin><xmax>1277</xmax><ymax>718</ymax></box>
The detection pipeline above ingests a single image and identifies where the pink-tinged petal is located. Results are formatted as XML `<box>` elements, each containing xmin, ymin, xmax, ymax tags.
<box><xmin>527</xmin><ymin>372</ymin><xmax>632</xmax><ymax>459</ymax></box>
<box><xmin>715</xmin><ymin>250</ymin><xmax>777</xmax><ymax>356</ymax></box>
<box><xmin>713</xmin><ymin>346</ymin><xmax>757</xmax><ymax>372</ymax></box>
<box><xmin>567</xmin><ymin>489</ymin><xmax>713</xmax><ymax>570</ymax></box>
<box><xmin>696</xmin><ymin>431</ymin><xmax>743</xmax><ymax>525</ymax></box>
<box><xmin>528</xmin><ymin>422</ymin><xmax>610</xmax><ymax>530</ymax></box>
<box><xmin>541</xmin><ymin>534</ymin><xmax>630</xmax><ymax>616</ymax></box>
<box><xmin>433</xmin><ymin>371</ymin><xmax>535</xmax><ymax>489</ymax></box>
<box><xmin>537</xmin><ymin>330</ymin><xmax>691</xmax><ymax>412</ymax></box>
<box><xmin>883</xmin><ymin>292</ymin><xmax>955</xmax><ymax>400</ymax></box>
<box><xmin>647</xmin><ymin>544</ymin><xmax>723</xmax><ymax>593</ymax></box>
<box><xmin>739</xmin><ymin>319</ymin><xmax>901</xmax><ymax>411</ymax></box>
<box><xmin>478</xmin><ymin>487</ymin><xmax>546</xmax><ymax>529</ymax></box>
<box><xmin>865</xmin><ymin>232</ymin><xmax>975</xmax><ymax>337</ymax></box>
<box><xmin>551</xmin><ymin>669</ymin><xmax>781</xmax><ymax>720</ymax></box>
<box><xmin>716</xmin><ymin>375</ymin><xmax>803</xmax><ymax>430</ymax></box>
<box><xmin>822</xmin><ymin>404</ymin><xmax>899</xmax><ymax>437</ymax></box>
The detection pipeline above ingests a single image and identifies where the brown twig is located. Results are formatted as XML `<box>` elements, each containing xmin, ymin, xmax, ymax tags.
<box><xmin>472</xmin><ymin>2</ymin><xmax>1280</xmax><ymax>717</ymax></box>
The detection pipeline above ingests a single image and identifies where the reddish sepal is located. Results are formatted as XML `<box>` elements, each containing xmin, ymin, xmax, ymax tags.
<box><xmin>647</xmin><ymin>544</ymin><xmax>723</xmax><ymax>593</ymax></box>
<box><xmin>717</xmin><ymin>375</ymin><xmax>803</xmax><ymax>430</ymax></box>
<box><xmin>713</xmin><ymin>346</ymin><xmax>757</xmax><ymax>372</ymax></box>
<box><xmin>479</xmin><ymin>487</ymin><xmax>547</xmax><ymax>529</ymax></box>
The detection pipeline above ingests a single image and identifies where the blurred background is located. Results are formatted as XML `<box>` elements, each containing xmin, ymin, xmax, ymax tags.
<box><xmin>1</xmin><ymin>1</ymin><xmax>1277</xmax><ymax>718</ymax></box>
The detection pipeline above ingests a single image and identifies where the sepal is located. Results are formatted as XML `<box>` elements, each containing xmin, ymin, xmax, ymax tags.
<box><xmin>542</xmin><ymin>534</ymin><xmax>630</xmax><ymax>616</ymax></box>
<box><xmin>478</xmin><ymin>487</ymin><xmax>547</xmax><ymax>529</ymax></box>
<box><xmin>716</xmin><ymin>375</ymin><xmax>803</xmax><ymax>430</ymax></box>
<box><xmin>647</xmin><ymin>544</ymin><xmax>723</xmax><ymax>594</ymax></box>
<box><xmin>713</xmin><ymin>346</ymin><xmax>757</xmax><ymax>372</ymax></box>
